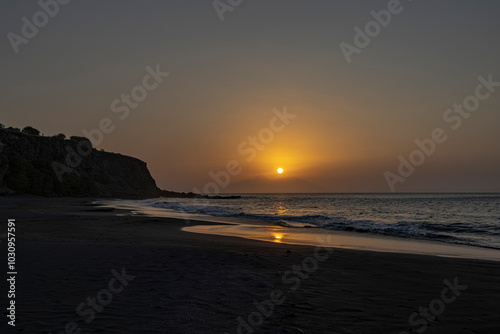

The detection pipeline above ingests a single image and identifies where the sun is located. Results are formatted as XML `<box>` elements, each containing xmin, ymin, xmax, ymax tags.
<box><xmin>277</xmin><ymin>168</ymin><xmax>284</xmax><ymax>174</ymax></box>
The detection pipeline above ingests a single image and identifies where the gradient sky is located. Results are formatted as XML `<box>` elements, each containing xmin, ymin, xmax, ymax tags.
<box><xmin>1</xmin><ymin>0</ymin><xmax>499</xmax><ymax>193</ymax></box>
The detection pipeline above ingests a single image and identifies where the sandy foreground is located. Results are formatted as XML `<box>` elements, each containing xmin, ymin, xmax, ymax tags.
<box><xmin>0</xmin><ymin>197</ymin><xmax>499</xmax><ymax>334</ymax></box>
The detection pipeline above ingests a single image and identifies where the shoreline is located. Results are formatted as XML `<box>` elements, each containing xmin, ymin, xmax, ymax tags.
<box><xmin>102</xmin><ymin>198</ymin><xmax>500</xmax><ymax>262</ymax></box>
<box><xmin>183</xmin><ymin>224</ymin><xmax>500</xmax><ymax>262</ymax></box>
<box><xmin>2</xmin><ymin>196</ymin><xmax>500</xmax><ymax>333</ymax></box>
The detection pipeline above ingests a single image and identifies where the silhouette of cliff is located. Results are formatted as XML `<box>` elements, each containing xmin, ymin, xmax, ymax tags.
<box><xmin>0</xmin><ymin>127</ymin><xmax>202</xmax><ymax>199</ymax></box>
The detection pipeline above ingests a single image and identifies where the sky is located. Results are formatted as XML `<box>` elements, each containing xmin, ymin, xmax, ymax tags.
<box><xmin>1</xmin><ymin>0</ymin><xmax>499</xmax><ymax>193</ymax></box>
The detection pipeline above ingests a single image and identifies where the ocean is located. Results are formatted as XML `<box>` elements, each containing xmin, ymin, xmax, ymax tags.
<box><xmin>135</xmin><ymin>193</ymin><xmax>500</xmax><ymax>250</ymax></box>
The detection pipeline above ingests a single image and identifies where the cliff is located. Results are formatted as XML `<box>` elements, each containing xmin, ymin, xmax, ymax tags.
<box><xmin>0</xmin><ymin>128</ymin><xmax>196</xmax><ymax>199</ymax></box>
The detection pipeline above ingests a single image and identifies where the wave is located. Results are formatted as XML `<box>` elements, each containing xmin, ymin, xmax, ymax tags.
<box><xmin>142</xmin><ymin>199</ymin><xmax>500</xmax><ymax>250</ymax></box>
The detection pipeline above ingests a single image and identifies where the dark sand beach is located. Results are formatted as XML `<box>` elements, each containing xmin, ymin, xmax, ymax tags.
<box><xmin>1</xmin><ymin>197</ymin><xmax>500</xmax><ymax>333</ymax></box>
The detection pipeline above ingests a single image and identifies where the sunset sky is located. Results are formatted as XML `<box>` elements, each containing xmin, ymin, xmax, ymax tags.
<box><xmin>1</xmin><ymin>0</ymin><xmax>499</xmax><ymax>193</ymax></box>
